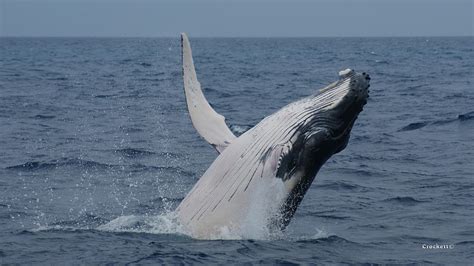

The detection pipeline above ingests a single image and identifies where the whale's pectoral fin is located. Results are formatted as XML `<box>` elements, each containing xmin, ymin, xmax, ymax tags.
<box><xmin>181</xmin><ymin>33</ymin><xmax>237</xmax><ymax>153</ymax></box>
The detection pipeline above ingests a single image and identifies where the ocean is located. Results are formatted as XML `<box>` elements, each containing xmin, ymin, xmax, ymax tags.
<box><xmin>0</xmin><ymin>37</ymin><xmax>473</xmax><ymax>264</ymax></box>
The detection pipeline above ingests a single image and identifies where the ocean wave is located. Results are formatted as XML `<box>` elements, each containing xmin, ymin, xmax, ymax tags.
<box><xmin>314</xmin><ymin>214</ymin><xmax>351</xmax><ymax>220</ymax></box>
<box><xmin>139</xmin><ymin>62</ymin><xmax>152</xmax><ymax>67</ymax></box>
<box><xmin>399</xmin><ymin>122</ymin><xmax>428</xmax><ymax>131</ymax></box>
<box><xmin>138</xmin><ymin>77</ymin><xmax>167</xmax><ymax>82</ymax></box>
<box><xmin>399</xmin><ymin>111</ymin><xmax>474</xmax><ymax>131</ymax></box>
<box><xmin>5</xmin><ymin>158</ymin><xmax>118</xmax><ymax>171</ymax></box>
<box><xmin>94</xmin><ymin>94</ymin><xmax>118</xmax><ymax>99</ymax></box>
<box><xmin>5</xmin><ymin>158</ymin><xmax>191</xmax><ymax>176</ymax></box>
<box><xmin>444</xmin><ymin>93</ymin><xmax>471</xmax><ymax>99</ymax></box>
<box><xmin>119</xmin><ymin>58</ymin><xmax>132</xmax><ymax>64</ymax></box>
<box><xmin>458</xmin><ymin>111</ymin><xmax>474</xmax><ymax>121</ymax></box>
<box><xmin>202</xmin><ymin>87</ymin><xmax>233</xmax><ymax>98</ymax></box>
<box><xmin>6</xmin><ymin>161</ymin><xmax>57</xmax><ymax>171</ymax></box>
<box><xmin>296</xmin><ymin>235</ymin><xmax>358</xmax><ymax>245</ymax></box>
<box><xmin>455</xmin><ymin>240</ymin><xmax>474</xmax><ymax>246</ymax></box>
<box><xmin>48</xmin><ymin>213</ymin><xmax>108</xmax><ymax>229</ymax></box>
<box><xmin>47</xmin><ymin>76</ymin><xmax>68</xmax><ymax>81</ymax></box>
<box><xmin>317</xmin><ymin>181</ymin><xmax>369</xmax><ymax>191</ymax></box>
<box><xmin>381</xmin><ymin>196</ymin><xmax>426</xmax><ymax>206</ymax></box>
<box><xmin>15</xmin><ymin>230</ymin><xmax>37</xmax><ymax>235</ymax></box>
<box><xmin>299</xmin><ymin>211</ymin><xmax>352</xmax><ymax>220</ymax></box>
<box><xmin>348</xmin><ymin>223</ymin><xmax>389</xmax><ymax>230</ymax></box>
<box><xmin>114</xmin><ymin>148</ymin><xmax>156</xmax><ymax>158</ymax></box>
<box><xmin>31</xmin><ymin>114</ymin><xmax>56</xmax><ymax>119</ymax></box>
<box><xmin>318</xmin><ymin>181</ymin><xmax>361</xmax><ymax>191</ymax></box>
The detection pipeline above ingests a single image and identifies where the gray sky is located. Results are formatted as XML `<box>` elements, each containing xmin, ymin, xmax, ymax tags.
<box><xmin>1</xmin><ymin>0</ymin><xmax>472</xmax><ymax>37</ymax></box>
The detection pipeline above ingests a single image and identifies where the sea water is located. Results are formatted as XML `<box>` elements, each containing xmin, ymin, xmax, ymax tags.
<box><xmin>0</xmin><ymin>37</ymin><xmax>473</xmax><ymax>264</ymax></box>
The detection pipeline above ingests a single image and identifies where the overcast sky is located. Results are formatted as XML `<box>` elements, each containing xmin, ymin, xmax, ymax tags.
<box><xmin>1</xmin><ymin>0</ymin><xmax>472</xmax><ymax>37</ymax></box>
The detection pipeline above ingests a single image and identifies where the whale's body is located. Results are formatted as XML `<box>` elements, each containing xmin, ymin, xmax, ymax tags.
<box><xmin>176</xmin><ymin>33</ymin><xmax>370</xmax><ymax>239</ymax></box>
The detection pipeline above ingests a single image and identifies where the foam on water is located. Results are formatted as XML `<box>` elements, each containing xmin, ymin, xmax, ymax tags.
<box><xmin>32</xmin><ymin>212</ymin><xmax>332</xmax><ymax>243</ymax></box>
<box><xmin>97</xmin><ymin>212</ymin><xmax>186</xmax><ymax>235</ymax></box>
<box><xmin>96</xmin><ymin>210</ymin><xmax>328</xmax><ymax>241</ymax></box>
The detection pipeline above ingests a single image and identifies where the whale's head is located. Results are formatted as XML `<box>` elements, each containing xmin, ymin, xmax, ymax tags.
<box><xmin>275</xmin><ymin>69</ymin><xmax>370</xmax><ymax>181</ymax></box>
<box><xmin>291</xmin><ymin>69</ymin><xmax>370</xmax><ymax>165</ymax></box>
<box><xmin>313</xmin><ymin>69</ymin><xmax>370</xmax><ymax>153</ymax></box>
<box><xmin>276</xmin><ymin>69</ymin><xmax>370</xmax><ymax>228</ymax></box>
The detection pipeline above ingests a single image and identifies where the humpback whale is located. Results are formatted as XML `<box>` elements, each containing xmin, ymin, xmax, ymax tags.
<box><xmin>176</xmin><ymin>33</ymin><xmax>370</xmax><ymax>239</ymax></box>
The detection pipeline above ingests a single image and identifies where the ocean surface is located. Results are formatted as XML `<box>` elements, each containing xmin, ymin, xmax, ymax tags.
<box><xmin>0</xmin><ymin>37</ymin><xmax>473</xmax><ymax>264</ymax></box>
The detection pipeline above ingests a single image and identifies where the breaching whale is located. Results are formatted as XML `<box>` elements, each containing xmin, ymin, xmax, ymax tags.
<box><xmin>176</xmin><ymin>33</ymin><xmax>370</xmax><ymax>239</ymax></box>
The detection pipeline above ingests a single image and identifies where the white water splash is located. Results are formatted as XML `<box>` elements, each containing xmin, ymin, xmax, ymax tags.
<box><xmin>97</xmin><ymin>178</ymin><xmax>288</xmax><ymax>240</ymax></box>
<box><xmin>31</xmin><ymin>208</ymin><xmax>332</xmax><ymax>241</ymax></box>
<box><xmin>32</xmin><ymin>175</ymin><xmax>330</xmax><ymax>241</ymax></box>
<box><xmin>96</xmin><ymin>211</ymin><xmax>187</xmax><ymax>235</ymax></box>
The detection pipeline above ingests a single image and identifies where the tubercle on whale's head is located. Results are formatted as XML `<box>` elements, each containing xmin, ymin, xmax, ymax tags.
<box><xmin>336</xmin><ymin>69</ymin><xmax>370</xmax><ymax>113</ymax></box>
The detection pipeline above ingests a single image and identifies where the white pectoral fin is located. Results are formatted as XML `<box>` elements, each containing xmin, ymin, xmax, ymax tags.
<box><xmin>181</xmin><ymin>33</ymin><xmax>237</xmax><ymax>153</ymax></box>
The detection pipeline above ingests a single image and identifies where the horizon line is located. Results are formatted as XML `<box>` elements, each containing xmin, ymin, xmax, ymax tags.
<box><xmin>1</xmin><ymin>34</ymin><xmax>473</xmax><ymax>38</ymax></box>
